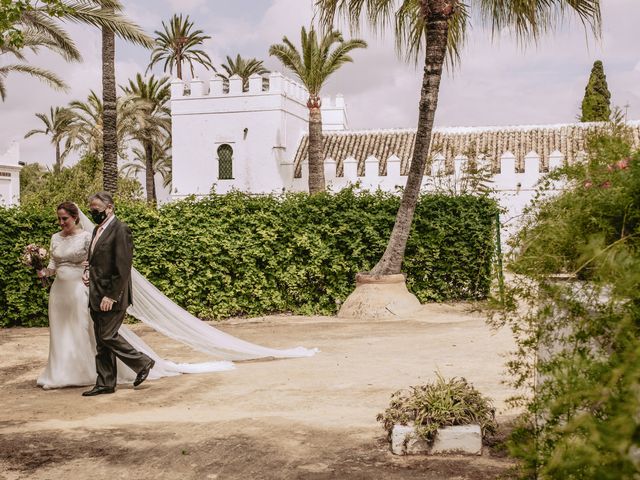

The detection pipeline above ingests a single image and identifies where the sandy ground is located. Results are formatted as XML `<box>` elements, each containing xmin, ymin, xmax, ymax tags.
<box><xmin>0</xmin><ymin>303</ymin><xmax>519</xmax><ymax>479</ymax></box>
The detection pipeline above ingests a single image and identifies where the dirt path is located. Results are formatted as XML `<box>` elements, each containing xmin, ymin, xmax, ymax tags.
<box><xmin>1</xmin><ymin>304</ymin><xmax>518</xmax><ymax>479</ymax></box>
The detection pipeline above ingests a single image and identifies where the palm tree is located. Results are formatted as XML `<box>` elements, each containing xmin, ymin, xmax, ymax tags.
<box><xmin>269</xmin><ymin>27</ymin><xmax>366</xmax><ymax>194</ymax></box>
<box><xmin>69</xmin><ymin>90</ymin><xmax>144</xmax><ymax>159</ymax></box>
<box><xmin>98</xmin><ymin>0</ymin><xmax>153</xmax><ymax>195</ymax></box>
<box><xmin>146</xmin><ymin>14</ymin><xmax>214</xmax><ymax>80</ymax></box>
<box><xmin>120</xmin><ymin>74</ymin><xmax>171</xmax><ymax>204</ymax></box>
<box><xmin>5</xmin><ymin>0</ymin><xmax>153</xmax><ymax>193</ymax></box>
<box><xmin>69</xmin><ymin>91</ymin><xmax>104</xmax><ymax>156</ymax></box>
<box><xmin>217</xmin><ymin>54</ymin><xmax>269</xmax><ymax>91</ymax></box>
<box><xmin>24</xmin><ymin>106</ymin><xmax>76</xmax><ymax>172</ymax></box>
<box><xmin>317</xmin><ymin>0</ymin><xmax>601</xmax><ymax>275</ymax></box>
<box><xmin>121</xmin><ymin>139</ymin><xmax>172</xmax><ymax>191</ymax></box>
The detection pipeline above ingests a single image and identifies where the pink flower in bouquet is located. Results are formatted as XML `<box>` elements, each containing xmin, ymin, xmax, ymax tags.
<box><xmin>600</xmin><ymin>180</ymin><xmax>612</xmax><ymax>189</ymax></box>
<box><xmin>583</xmin><ymin>179</ymin><xmax>593</xmax><ymax>189</ymax></box>
<box><xmin>21</xmin><ymin>244</ymin><xmax>50</xmax><ymax>287</ymax></box>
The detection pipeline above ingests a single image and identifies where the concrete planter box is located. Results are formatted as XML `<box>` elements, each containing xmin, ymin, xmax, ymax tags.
<box><xmin>391</xmin><ymin>424</ymin><xmax>483</xmax><ymax>456</ymax></box>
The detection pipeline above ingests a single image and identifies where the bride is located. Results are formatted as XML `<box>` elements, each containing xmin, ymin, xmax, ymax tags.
<box><xmin>37</xmin><ymin>201</ymin><xmax>316</xmax><ymax>390</ymax></box>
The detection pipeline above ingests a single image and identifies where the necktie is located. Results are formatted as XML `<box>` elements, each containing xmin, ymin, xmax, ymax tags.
<box><xmin>90</xmin><ymin>226</ymin><xmax>104</xmax><ymax>255</ymax></box>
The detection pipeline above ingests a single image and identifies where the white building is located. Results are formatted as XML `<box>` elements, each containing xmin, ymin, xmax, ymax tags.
<box><xmin>170</xmin><ymin>72</ymin><xmax>348</xmax><ymax>197</ymax></box>
<box><xmin>0</xmin><ymin>142</ymin><xmax>23</xmax><ymax>207</ymax></box>
<box><xmin>171</xmin><ymin>72</ymin><xmax>640</xmax><ymax>232</ymax></box>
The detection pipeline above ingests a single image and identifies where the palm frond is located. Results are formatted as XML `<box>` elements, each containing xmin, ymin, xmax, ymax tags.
<box><xmin>58</xmin><ymin>3</ymin><xmax>153</xmax><ymax>47</ymax></box>
<box><xmin>24</xmin><ymin>128</ymin><xmax>47</xmax><ymax>138</ymax></box>
<box><xmin>0</xmin><ymin>64</ymin><xmax>67</xmax><ymax>100</ymax></box>
<box><xmin>478</xmin><ymin>0</ymin><xmax>601</xmax><ymax>43</ymax></box>
<box><xmin>19</xmin><ymin>10</ymin><xmax>82</xmax><ymax>61</ymax></box>
<box><xmin>270</xmin><ymin>26</ymin><xmax>366</xmax><ymax>97</ymax></box>
<box><xmin>216</xmin><ymin>54</ymin><xmax>269</xmax><ymax>90</ymax></box>
<box><xmin>317</xmin><ymin>0</ymin><xmax>599</xmax><ymax>65</ymax></box>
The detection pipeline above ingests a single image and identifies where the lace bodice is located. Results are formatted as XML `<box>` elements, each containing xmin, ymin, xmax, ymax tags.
<box><xmin>48</xmin><ymin>230</ymin><xmax>92</xmax><ymax>270</ymax></box>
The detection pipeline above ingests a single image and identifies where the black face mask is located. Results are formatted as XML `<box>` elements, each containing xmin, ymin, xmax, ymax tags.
<box><xmin>90</xmin><ymin>209</ymin><xmax>108</xmax><ymax>225</ymax></box>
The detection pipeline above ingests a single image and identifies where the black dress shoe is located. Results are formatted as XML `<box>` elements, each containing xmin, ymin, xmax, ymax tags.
<box><xmin>133</xmin><ymin>359</ymin><xmax>155</xmax><ymax>387</ymax></box>
<box><xmin>82</xmin><ymin>386</ymin><xmax>115</xmax><ymax>396</ymax></box>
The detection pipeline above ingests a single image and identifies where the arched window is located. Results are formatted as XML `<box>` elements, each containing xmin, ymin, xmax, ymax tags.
<box><xmin>217</xmin><ymin>144</ymin><xmax>233</xmax><ymax>180</ymax></box>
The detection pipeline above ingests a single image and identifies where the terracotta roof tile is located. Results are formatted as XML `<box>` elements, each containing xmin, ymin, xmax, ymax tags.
<box><xmin>292</xmin><ymin>122</ymin><xmax>640</xmax><ymax>178</ymax></box>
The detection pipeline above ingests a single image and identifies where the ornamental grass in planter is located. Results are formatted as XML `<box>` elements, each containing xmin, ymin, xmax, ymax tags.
<box><xmin>377</xmin><ymin>373</ymin><xmax>497</xmax><ymax>445</ymax></box>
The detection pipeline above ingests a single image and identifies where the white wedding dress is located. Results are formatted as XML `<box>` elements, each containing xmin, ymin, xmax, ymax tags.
<box><xmin>37</xmin><ymin>212</ymin><xmax>317</xmax><ymax>389</ymax></box>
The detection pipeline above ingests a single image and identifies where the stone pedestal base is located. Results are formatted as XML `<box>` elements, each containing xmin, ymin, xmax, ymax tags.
<box><xmin>391</xmin><ymin>424</ymin><xmax>483</xmax><ymax>456</ymax></box>
<box><xmin>337</xmin><ymin>273</ymin><xmax>422</xmax><ymax>320</ymax></box>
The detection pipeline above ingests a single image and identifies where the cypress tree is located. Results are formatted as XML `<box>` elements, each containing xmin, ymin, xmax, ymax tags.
<box><xmin>580</xmin><ymin>60</ymin><xmax>611</xmax><ymax>122</ymax></box>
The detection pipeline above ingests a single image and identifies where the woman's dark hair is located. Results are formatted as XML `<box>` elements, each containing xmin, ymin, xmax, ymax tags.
<box><xmin>57</xmin><ymin>201</ymin><xmax>80</xmax><ymax>225</ymax></box>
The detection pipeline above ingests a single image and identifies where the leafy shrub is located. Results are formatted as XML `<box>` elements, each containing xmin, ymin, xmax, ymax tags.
<box><xmin>0</xmin><ymin>189</ymin><xmax>498</xmax><ymax>327</ymax></box>
<box><xmin>376</xmin><ymin>373</ymin><xmax>497</xmax><ymax>443</ymax></box>
<box><xmin>20</xmin><ymin>153</ymin><xmax>142</xmax><ymax>208</ymax></box>
<box><xmin>495</xmin><ymin>122</ymin><xmax>640</xmax><ymax>478</ymax></box>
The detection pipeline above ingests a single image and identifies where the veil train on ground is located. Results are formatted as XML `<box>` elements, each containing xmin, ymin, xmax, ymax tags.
<box><xmin>78</xmin><ymin>208</ymin><xmax>318</xmax><ymax>378</ymax></box>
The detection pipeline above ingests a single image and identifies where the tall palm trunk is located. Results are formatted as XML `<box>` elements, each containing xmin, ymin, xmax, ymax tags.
<box><xmin>307</xmin><ymin>95</ymin><xmax>325</xmax><ymax>194</ymax></box>
<box><xmin>144</xmin><ymin>141</ymin><xmax>157</xmax><ymax>204</ymax></box>
<box><xmin>102</xmin><ymin>14</ymin><xmax>118</xmax><ymax>194</ymax></box>
<box><xmin>54</xmin><ymin>141</ymin><xmax>61</xmax><ymax>174</ymax></box>
<box><xmin>176</xmin><ymin>52</ymin><xmax>183</xmax><ymax>79</ymax></box>
<box><xmin>371</xmin><ymin>0</ymin><xmax>454</xmax><ymax>275</ymax></box>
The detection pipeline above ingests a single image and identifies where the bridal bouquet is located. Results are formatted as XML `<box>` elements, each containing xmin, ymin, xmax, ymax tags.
<box><xmin>21</xmin><ymin>244</ymin><xmax>50</xmax><ymax>288</ymax></box>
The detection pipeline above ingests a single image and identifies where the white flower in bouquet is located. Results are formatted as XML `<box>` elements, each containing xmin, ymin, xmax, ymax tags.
<box><xmin>21</xmin><ymin>252</ymin><xmax>32</xmax><ymax>266</ymax></box>
<box><xmin>21</xmin><ymin>244</ymin><xmax>50</xmax><ymax>287</ymax></box>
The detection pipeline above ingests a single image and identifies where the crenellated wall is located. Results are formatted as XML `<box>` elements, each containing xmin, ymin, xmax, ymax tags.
<box><xmin>170</xmin><ymin>73</ymin><xmax>639</xmax><ymax>238</ymax></box>
<box><xmin>170</xmin><ymin>72</ymin><xmax>349</xmax><ymax>197</ymax></box>
<box><xmin>288</xmin><ymin>122</ymin><xmax>640</xmax><ymax>236</ymax></box>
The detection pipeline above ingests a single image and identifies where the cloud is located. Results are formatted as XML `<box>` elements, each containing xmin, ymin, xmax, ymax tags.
<box><xmin>2</xmin><ymin>0</ymin><xmax>640</xmax><ymax>168</ymax></box>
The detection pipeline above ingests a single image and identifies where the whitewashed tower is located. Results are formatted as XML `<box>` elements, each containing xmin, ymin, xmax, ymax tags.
<box><xmin>170</xmin><ymin>72</ymin><xmax>348</xmax><ymax>198</ymax></box>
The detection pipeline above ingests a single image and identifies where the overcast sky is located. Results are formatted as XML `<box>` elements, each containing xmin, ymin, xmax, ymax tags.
<box><xmin>1</xmin><ymin>0</ymin><xmax>639</xmax><ymax>168</ymax></box>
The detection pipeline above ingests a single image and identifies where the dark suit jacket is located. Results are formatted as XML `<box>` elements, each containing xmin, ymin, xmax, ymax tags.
<box><xmin>88</xmin><ymin>217</ymin><xmax>133</xmax><ymax>312</ymax></box>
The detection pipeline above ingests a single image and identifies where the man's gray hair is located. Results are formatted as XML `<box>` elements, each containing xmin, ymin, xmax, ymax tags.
<box><xmin>89</xmin><ymin>191</ymin><xmax>114</xmax><ymax>206</ymax></box>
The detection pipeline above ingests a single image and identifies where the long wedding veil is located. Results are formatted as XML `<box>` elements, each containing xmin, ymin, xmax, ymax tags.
<box><xmin>77</xmin><ymin>207</ymin><xmax>317</xmax><ymax>370</ymax></box>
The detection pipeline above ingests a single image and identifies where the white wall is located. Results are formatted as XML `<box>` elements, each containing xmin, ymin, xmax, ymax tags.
<box><xmin>170</xmin><ymin>73</ymin><xmax>583</xmax><ymax>240</ymax></box>
<box><xmin>0</xmin><ymin>142</ymin><xmax>22</xmax><ymax>206</ymax></box>
<box><xmin>170</xmin><ymin>72</ymin><xmax>348</xmax><ymax>198</ymax></box>
<box><xmin>293</xmin><ymin>150</ymin><xmax>566</xmax><ymax>240</ymax></box>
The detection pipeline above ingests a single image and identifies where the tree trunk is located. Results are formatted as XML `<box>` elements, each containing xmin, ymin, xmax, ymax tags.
<box><xmin>370</xmin><ymin>0</ymin><xmax>454</xmax><ymax>275</ymax></box>
<box><xmin>307</xmin><ymin>95</ymin><xmax>325</xmax><ymax>195</ymax></box>
<box><xmin>54</xmin><ymin>141</ymin><xmax>61</xmax><ymax>174</ymax></box>
<box><xmin>144</xmin><ymin>141</ymin><xmax>157</xmax><ymax>205</ymax></box>
<box><xmin>102</xmin><ymin>15</ymin><xmax>118</xmax><ymax>195</ymax></box>
<box><xmin>176</xmin><ymin>53</ymin><xmax>182</xmax><ymax>80</ymax></box>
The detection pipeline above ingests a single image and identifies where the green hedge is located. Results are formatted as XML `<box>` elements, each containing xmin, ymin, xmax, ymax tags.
<box><xmin>0</xmin><ymin>189</ymin><xmax>498</xmax><ymax>327</ymax></box>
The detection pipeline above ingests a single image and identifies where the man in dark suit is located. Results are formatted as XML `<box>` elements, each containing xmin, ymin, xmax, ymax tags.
<box><xmin>81</xmin><ymin>192</ymin><xmax>154</xmax><ymax>396</ymax></box>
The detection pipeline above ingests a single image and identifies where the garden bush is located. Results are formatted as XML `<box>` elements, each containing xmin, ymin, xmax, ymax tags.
<box><xmin>496</xmin><ymin>121</ymin><xmax>640</xmax><ymax>478</ymax></box>
<box><xmin>0</xmin><ymin>188</ymin><xmax>498</xmax><ymax>327</ymax></box>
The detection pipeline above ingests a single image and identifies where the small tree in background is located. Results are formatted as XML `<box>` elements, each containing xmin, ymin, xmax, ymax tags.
<box><xmin>217</xmin><ymin>54</ymin><xmax>269</xmax><ymax>92</ymax></box>
<box><xmin>580</xmin><ymin>60</ymin><xmax>611</xmax><ymax>122</ymax></box>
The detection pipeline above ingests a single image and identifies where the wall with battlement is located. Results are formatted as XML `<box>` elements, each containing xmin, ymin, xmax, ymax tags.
<box><xmin>169</xmin><ymin>73</ymin><xmax>640</xmax><ymax>237</ymax></box>
<box><xmin>292</xmin><ymin>150</ymin><xmax>566</xmax><ymax>236</ymax></box>
<box><xmin>170</xmin><ymin>72</ymin><xmax>349</xmax><ymax>197</ymax></box>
